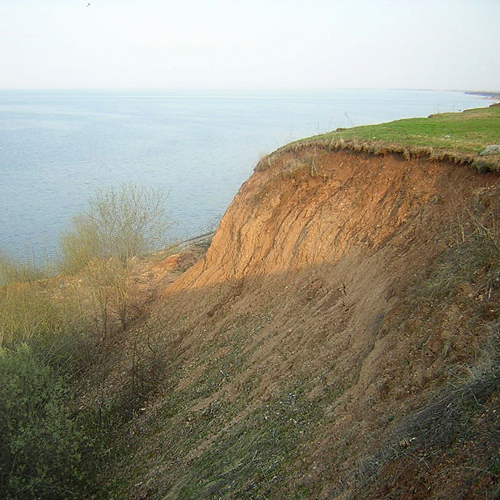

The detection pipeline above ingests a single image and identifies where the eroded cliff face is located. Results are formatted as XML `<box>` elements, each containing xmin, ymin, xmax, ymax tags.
<box><xmin>172</xmin><ymin>146</ymin><xmax>499</xmax><ymax>285</ymax></box>
<box><xmin>111</xmin><ymin>149</ymin><xmax>500</xmax><ymax>499</ymax></box>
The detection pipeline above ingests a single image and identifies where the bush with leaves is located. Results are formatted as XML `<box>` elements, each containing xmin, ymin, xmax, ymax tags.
<box><xmin>0</xmin><ymin>343</ymin><xmax>100</xmax><ymax>500</ymax></box>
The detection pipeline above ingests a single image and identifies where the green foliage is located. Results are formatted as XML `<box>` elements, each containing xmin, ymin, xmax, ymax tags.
<box><xmin>0</xmin><ymin>343</ymin><xmax>100</xmax><ymax>500</ymax></box>
<box><xmin>0</xmin><ymin>270</ymin><xmax>109</xmax><ymax>498</ymax></box>
<box><xmin>0</xmin><ymin>277</ymin><xmax>150</xmax><ymax>499</ymax></box>
<box><xmin>0</xmin><ymin>184</ymin><xmax>175</xmax><ymax>497</ymax></box>
<box><xmin>60</xmin><ymin>184</ymin><xmax>171</xmax><ymax>273</ymax></box>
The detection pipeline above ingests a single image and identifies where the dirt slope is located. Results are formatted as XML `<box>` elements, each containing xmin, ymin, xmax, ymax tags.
<box><xmin>107</xmin><ymin>148</ymin><xmax>500</xmax><ymax>499</ymax></box>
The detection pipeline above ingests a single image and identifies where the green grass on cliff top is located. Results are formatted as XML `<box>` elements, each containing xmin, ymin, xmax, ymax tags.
<box><xmin>303</xmin><ymin>104</ymin><xmax>500</xmax><ymax>154</ymax></box>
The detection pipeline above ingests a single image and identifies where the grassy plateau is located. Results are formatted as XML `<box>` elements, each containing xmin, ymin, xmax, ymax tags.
<box><xmin>255</xmin><ymin>104</ymin><xmax>500</xmax><ymax>173</ymax></box>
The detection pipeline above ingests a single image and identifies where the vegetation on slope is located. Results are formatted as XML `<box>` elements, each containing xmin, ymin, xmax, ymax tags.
<box><xmin>104</xmin><ymin>146</ymin><xmax>500</xmax><ymax>499</ymax></box>
<box><xmin>0</xmin><ymin>339</ymin><xmax>105</xmax><ymax>499</ymax></box>
<box><xmin>2</xmin><ymin>108</ymin><xmax>500</xmax><ymax>499</ymax></box>
<box><xmin>0</xmin><ymin>185</ymin><xmax>177</xmax><ymax>499</ymax></box>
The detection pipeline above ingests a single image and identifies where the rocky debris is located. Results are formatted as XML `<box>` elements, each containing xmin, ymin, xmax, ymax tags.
<box><xmin>480</xmin><ymin>144</ymin><xmax>500</xmax><ymax>156</ymax></box>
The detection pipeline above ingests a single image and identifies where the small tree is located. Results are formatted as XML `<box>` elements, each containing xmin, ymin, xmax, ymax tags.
<box><xmin>60</xmin><ymin>184</ymin><xmax>171</xmax><ymax>333</ymax></box>
<box><xmin>60</xmin><ymin>184</ymin><xmax>170</xmax><ymax>272</ymax></box>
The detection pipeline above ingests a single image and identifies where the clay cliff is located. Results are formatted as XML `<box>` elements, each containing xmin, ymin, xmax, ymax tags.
<box><xmin>107</xmin><ymin>146</ymin><xmax>500</xmax><ymax>499</ymax></box>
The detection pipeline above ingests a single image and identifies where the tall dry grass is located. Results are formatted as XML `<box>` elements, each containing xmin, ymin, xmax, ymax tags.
<box><xmin>0</xmin><ymin>281</ymin><xmax>85</xmax><ymax>347</ymax></box>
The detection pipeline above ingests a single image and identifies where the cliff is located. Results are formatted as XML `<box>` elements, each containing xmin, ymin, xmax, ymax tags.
<box><xmin>104</xmin><ymin>132</ymin><xmax>500</xmax><ymax>498</ymax></box>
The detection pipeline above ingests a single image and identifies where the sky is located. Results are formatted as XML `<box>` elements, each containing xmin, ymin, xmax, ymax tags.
<box><xmin>0</xmin><ymin>0</ymin><xmax>499</xmax><ymax>91</ymax></box>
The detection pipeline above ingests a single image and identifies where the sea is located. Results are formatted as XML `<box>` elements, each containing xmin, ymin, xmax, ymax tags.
<box><xmin>0</xmin><ymin>89</ymin><xmax>492</xmax><ymax>261</ymax></box>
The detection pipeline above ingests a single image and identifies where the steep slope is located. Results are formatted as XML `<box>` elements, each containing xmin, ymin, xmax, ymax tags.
<box><xmin>106</xmin><ymin>145</ymin><xmax>500</xmax><ymax>499</ymax></box>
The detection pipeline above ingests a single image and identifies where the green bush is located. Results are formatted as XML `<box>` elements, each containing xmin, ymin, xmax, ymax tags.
<box><xmin>0</xmin><ymin>184</ymin><xmax>174</xmax><ymax>497</ymax></box>
<box><xmin>0</xmin><ymin>343</ymin><xmax>99</xmax><ymax>500</ymax></box>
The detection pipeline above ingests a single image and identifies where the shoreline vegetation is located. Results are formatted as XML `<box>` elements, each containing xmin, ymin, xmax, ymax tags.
<box><xmin>0</xmin><ymin>185</ymin><xmax>181</xmax><ymax>499</ymax></box>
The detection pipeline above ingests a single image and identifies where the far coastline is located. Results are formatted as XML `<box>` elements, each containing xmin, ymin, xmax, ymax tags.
<box><xmin>464</xmin><ymin>90</ymin><xmax>500</xmax><ymax>100</ymax></box>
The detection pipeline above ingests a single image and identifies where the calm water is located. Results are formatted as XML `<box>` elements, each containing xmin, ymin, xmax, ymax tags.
<box><xmin>0</xmin><ymin>89</ymin><xmax>491</xmax><ymax>260</ymax></box>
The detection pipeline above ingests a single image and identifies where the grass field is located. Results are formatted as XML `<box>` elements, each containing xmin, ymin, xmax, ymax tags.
<box><xmin>305</xmin><ymin>104</ymin><xmax>500</xmax><ymax>153</ymax></box>
<box><xmin>258</xmin><ymin>104</ymin><xmax>500</xmax><ymax>172</ymax></box>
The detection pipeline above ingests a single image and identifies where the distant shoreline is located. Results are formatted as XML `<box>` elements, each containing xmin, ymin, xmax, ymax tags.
<box><xmin>465</xmin><ymin>91</ymin><xmax>500</xmax><ymax>100</ymax></box>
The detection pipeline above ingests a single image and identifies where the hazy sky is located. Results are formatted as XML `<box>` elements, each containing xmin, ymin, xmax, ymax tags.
<box><xmin>0</xmin><ymin>0</ymin><xmax>499</xmax><ymax>90</ymax></box>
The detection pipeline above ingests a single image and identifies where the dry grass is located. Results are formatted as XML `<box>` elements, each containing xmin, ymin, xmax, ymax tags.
<box><xmin>281</xmin><ymin>149</ymin><xmax>322</xmax><ymax>178</ymax></box>
<box><xmin>0</xmin><ymin>278</ymin><xmax>89</xmax><ymax>347</ymax></box>
<box><xmin>256</xmin><ymin>139</ymin><xmax>500</xmax><ymax>176</ymax></box>
<box><xmin>0</xmin><ymin>253</ymin><xmax>47</xmax><ymax>285</ymax></box>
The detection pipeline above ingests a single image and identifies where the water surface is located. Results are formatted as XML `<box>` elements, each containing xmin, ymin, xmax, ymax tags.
<box><xmin>0</xmin><ymin>89</ymin><xmax>490</xmax><ymax>260</ymax></box>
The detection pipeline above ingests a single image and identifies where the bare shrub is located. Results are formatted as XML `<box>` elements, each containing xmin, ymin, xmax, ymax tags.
<box><xmin>60</xmin><ymin>184</ymin><xmax>171</xmax><ymax>273</ymax></box>
<box><xmin>59</xmin><ymin>185</ymin><xmax>172</xmax><ymax>334</ymax></box>
<box><xmin>85</xmin><ymin>257</ymin><xmax>131</xmax><ymax>336</ymax></box>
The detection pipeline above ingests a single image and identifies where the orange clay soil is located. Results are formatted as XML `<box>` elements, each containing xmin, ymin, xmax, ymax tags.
<box><xmin>101</xmin><ymin>149</ymin><xmax>500</xmax><ymax>499</ymax></box>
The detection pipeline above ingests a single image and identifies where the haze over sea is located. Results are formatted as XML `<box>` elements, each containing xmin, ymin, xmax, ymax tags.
<box><xmin>0</xmin><ymin>89</ymin><xmax>491</xmax><ymax>260</ymax></box>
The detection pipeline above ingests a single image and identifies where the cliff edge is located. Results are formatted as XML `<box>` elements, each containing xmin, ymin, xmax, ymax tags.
<box><xmin>101</xmin><ymin>107</ymin><xmax>500</xmax><ymax>499</ymax></box>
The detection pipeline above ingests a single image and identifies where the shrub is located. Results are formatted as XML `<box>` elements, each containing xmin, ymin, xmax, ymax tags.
<box><xmin>59</xmin><ymin>215</ymin><xmax>100</xmax><ymax>274</ymax></box>
<box><xmin>0</xmin><ymin>343</ymin><xmax>100</xmax><ymax>499</ymax></box>
<box><xmin>59</xmin><ymin>184</ymin><xmax>172</xmax><ymax>334</ymax></box>
<box><xmin>85</xmin><ymin>256</ymin><xmax>130</xmax><ymax>335</ymax></box>
<box><xmin>60</xmin><ymin>184</ymin><xmax>171</xmax><ymax>273</ymax></box>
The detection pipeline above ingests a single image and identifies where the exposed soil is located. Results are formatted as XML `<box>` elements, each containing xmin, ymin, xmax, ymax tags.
<box><xmin>100</xmin><ymin>149</ymin><xmax>500</xmax><ymax>499</ymax></box>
